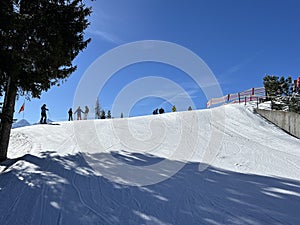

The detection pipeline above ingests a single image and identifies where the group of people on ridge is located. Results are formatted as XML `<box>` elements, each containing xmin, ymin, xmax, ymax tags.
<box><xmin>153</xmin><ymin>108</ymin><xmax>165</xmax><ymax>115</ymax></box>
<box><xmin>40</xmin><ymin>104</ymin><xmax>89</xmax><ymax>123</ymax></box>
<box><xmin>68</xmin><ymin>106</ymin><xmax>89</xmax><ymax>121</ymax></box>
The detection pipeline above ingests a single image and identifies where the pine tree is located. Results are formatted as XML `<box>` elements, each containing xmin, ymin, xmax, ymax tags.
<box><xmin>263</xmin><ymin>75</ymin><xmax>296</xmax><ymax>110</ymax></box>
<box><xmin>95</xmin><ymin>97</ymin><xmax>101</xmax><ymax>119</ymax></box>
<box><xmin>120</xmin><ymin>112</ymin><xmax>123</xmax><ymax>118</ymax></box>
<box><xmin>107</xmin><ymin>110</ymin><xmax>111</xmax><ymax>119</ymax></box>
<box><xmin>282</xmin><ymin>76</ymin><xmax>293</xmax><ymax>96</ymax></box>
<box><xmin>263</xmin><ymin>75</ymin><xmax>280</xmax><ymax>99</ymax></box>
<box><xmin>188</xmin><ymin>106</ymin><xmax>192</xmax><ymax>111</ymax></box>
<box><xmin>264</xmin><ymin>74</ymin><xmax>293</xmax><ymax>97</ymax></box>
<box><xmin>289</xmin><ymin>97</ymin><xmax>300</xmax><ymax>113</ymax></box>
<box><xmin>0</xmin><ymin>0</ymin><xmax>92</xmax><ymax>161</ymax></box>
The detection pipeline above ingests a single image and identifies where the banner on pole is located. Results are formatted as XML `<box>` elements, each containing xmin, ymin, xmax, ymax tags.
<box><xmin>18</xmin><ymin>102</ymin><xmax>25</xmax><ymax>114</ymax></box>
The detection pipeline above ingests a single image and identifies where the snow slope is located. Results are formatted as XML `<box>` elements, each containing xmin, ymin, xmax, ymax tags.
<box><xmin>0</xmin><ymin>104</ymin><xmax>300</xmax><ymax>225</ymax></box>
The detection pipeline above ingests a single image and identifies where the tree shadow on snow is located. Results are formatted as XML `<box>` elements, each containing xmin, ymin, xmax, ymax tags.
<box><xmin>0</xmin><ymin>151</ymin><xmax>300</xmax><ymax>225</ymax></box>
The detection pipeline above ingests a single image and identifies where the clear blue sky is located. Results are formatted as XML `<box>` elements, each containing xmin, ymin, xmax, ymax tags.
<box><xmin>12</xmin><ymin>0</ymin><xmax>300</xmax><ymax>123</ymax></box>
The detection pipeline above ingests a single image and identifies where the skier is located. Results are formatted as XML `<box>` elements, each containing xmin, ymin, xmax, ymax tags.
<box><xmin>68</xmin><ymin>108</ymin><xmax>73</xmax><ymax>121</ymax></box>
<box><xmin>84</xmin><ymin>106</ymin><xmax>89</xmax><ymax>120</ymax></box>
<box><xmin>40</xmin><ymin>104</ymin><xmax>48</xmax><ymax>124</ymax></box>
<box><xmin>74</xmin><ymin>106</ymin><xmax>84</xmax><ymax>120</ymax></box>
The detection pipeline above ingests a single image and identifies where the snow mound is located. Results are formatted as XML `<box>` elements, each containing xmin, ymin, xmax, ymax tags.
<box><xmin>0</xmin><ymin>104</ymin><xmax>299</xmax><ymax>225</ymax></box>
<box><xmin>12</xmin><ymin>119</ymin><xmax>31</xmax><ymax>129</ymax></box>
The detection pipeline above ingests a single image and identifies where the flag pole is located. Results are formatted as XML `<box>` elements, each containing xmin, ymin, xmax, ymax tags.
<box><xmin>18</xmin><ymin>100</ymin><xmax>25</xmax><ymax>119</ymax></box>
<box><xmin>23</xmin><ymin>101</ymin><xmax>25</xmax><ymax>119</ymax></box>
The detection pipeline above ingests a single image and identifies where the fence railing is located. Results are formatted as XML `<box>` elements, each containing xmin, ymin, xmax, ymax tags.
<box><xmin>206</xmin><ymin>87</ymin><xmax>266</xmax><ymax>108</ymax></box>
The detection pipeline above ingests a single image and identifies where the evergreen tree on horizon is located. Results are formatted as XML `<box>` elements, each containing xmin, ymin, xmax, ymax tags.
<box><xmin>95</xmin><ymin>97</ymin><xmax>101</xmax><ymax>119</ymax></box>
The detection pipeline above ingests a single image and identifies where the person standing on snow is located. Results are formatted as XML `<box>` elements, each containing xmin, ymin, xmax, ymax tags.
<box><xmin>74</xmin><ymin>106</ymin><xmax>84</xmax><ymax>120</ymax></box>
<box><xmin>40</xmin><ymin>104</ymin><xmax>48</xmax><ymax>124</ymax></box>
<box><xmin>159</xmin><ymin>108</ymin><xmax>165</xmax><ymax>114</ymax></box>
<box><xmin>68</xmin><ymin>108</ymin><xmax>73</xmax><ymax>121</ymax></box>
<box><xmin>153</xmin><ymin>108</ymin><xmax>158</xmax><ymax>115</ymax></box>
<box><xmin>84</xmin><ymin>106</ymin><xmax>89</xmax><ymax>120</ymax></box>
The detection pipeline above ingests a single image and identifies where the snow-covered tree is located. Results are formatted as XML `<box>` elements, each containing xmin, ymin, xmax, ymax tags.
<box><xmin>95</xmin><ymin>97</ymin><xmax>101</xmax><ymax>119</ymax></box>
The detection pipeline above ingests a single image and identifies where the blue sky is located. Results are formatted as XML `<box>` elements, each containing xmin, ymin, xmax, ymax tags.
<box><xmin>12</xmin><ymin>0</ymin><xmax>300</xmax><ymax>123</ymax></box>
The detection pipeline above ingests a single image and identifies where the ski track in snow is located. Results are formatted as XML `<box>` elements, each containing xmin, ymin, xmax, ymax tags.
<box><xmin>0</xmin><ymin>104</ymin><xmax>300</xmax><ymax>225</ymax></box>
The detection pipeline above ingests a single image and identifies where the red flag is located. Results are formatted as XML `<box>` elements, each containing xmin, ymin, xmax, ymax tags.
<box><xmin>18</xmin><ymin>103</ymin><xmax>25</xmax><ymax>113</ymax></box>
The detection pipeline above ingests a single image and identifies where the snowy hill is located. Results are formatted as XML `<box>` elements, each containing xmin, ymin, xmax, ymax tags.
<box><xmin>1</xmin><ymin>104</ymin><xmax>300</xmax><ymax>225</ymax></box>
<box><xmin>12</xmin><ymin>119</ymin><xmax>31</xmax><ymax>129</ymax></box>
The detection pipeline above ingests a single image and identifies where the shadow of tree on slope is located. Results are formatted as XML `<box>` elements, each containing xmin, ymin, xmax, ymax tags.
<box><xmin>0</xmin><ymin>151</ymin><xmax>300</xmax><ymax>225</ymax></box>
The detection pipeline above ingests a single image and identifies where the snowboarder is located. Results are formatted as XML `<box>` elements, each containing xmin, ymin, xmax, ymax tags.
<box><xmin>68</xmin><ymin>108</ymin><xmax>73</xmax><ymax>121</ymax></box>
<box><xmin>74</xmin><ymin>106</ymin><xmax>84</xmax><ymax>120</ymax></box>
<box><xmin>84</xmin><ymin>106</ymin><xmax>89</xmax><ymax>120</ymax></box>
<box><xmin>40</xmin><ymin>104</ymin><xmax>48</xmax><ymax>124</ymax></box>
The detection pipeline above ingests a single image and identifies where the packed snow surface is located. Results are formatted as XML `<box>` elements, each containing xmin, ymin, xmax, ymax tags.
<box><xmin>1</xmin><ymin>104</ymin><xmax>300</xmax><ymax>225</ymax></box>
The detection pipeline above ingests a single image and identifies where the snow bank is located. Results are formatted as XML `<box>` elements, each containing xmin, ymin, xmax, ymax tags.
<box><xmin>12</xmin><ymin>119</ymin><xmax>31</xmax><ymax>129</ymax></box>
<box><xmin>0</xmin><ymin>104</ymin><xmax>299</xmax><ymax>224</ymax></box>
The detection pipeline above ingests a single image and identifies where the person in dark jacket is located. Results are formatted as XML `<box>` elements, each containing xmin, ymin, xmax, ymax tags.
<box><xmin>68</xmin><ymin>108</ymin><xmax>73</xmax><ymax>121</ymax></box>
<box><xmin>40</xmin><ymin>104</ymin><xmax>48</xmax><ymax>124</ymax></box>
<box><xmin>153</xmin><ymin>108</ymin><xmax>159</xmax><ymax>115</ymax></box>
<box><xmin>159</xmin><ymin>108</ymin><xmax>165</xmax><ymax>114</ymax></box>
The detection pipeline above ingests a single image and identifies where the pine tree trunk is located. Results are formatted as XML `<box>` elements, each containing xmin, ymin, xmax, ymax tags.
<box><xmin>0</xmin><ymin>77</ymin><xmax>17</xmax><ymax>162</ymax></box>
